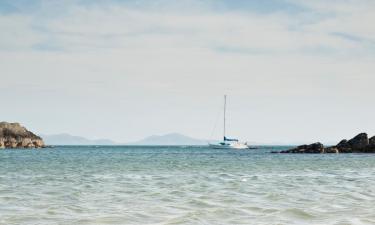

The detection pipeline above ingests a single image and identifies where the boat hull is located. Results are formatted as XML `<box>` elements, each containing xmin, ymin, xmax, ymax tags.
<box><xmin>209</xmin><ymin>143</ymin><xmax>249</xmax><ymax>150</ymax></box>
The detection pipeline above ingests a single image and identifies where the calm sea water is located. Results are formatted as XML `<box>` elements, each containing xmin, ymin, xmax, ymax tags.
<box><xmin>1</xmin><ymin>146</ymin><xmax>375</xmax><ymax>225</ymax></box>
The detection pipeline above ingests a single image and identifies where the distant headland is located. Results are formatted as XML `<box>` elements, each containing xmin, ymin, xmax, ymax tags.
<box><xmin>0</xmin><ymin>122</ymin><xmax>45</xmax><ymax>149</ymax></box>
<box><xmin>276</xmin><ymin>133</ymin><xmax>375</xmax><ymax>154</ymax></box>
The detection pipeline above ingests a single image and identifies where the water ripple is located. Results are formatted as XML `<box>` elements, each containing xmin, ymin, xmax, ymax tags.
<box><xmin>1</xmin><ymin>146</ymin><xmax>375</xmax><ymax>224</ymax></box>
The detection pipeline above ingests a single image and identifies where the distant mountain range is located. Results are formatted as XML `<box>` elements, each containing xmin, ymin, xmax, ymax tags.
<box><xmin>40</xmin><ymin>133</ymin><xmax>336</xmax><ymax>146</ymax></box>
<box><xmin>127</xmin><ymin>133</ymin><xmax>211</xmax><ymax>145</ymax></box>
<box><xmin>41</xmin><ymin>134</ymin><xmax>117</xmax><ymax>145</ymax></box>
<box><xmin>40</xmin><ymin>133</ymin><xmax>211</xmax><ymax>146</ymax></box>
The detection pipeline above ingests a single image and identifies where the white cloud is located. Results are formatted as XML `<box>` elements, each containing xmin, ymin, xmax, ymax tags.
<box><xmin>2</xmin><ymin>1</ymin><xmax>374</xmax><ymax>54</ymax></box>
<box><xmin>42</xmin><ymin>5</ymin><xmax>374</xmax><ymax>54</ymax></box>
<box><xmin>0</xmin><ymin>14</ymin><xmax>45</xmax><ymax>50</ymax></box>
<box><xmin>290</xmin><ymin>0</ymin><xmax>375</xmax><ymax>41</ymax></box>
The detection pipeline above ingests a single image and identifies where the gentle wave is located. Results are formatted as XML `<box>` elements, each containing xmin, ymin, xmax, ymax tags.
<box><xmin>1</xmin><ymin>146</ymin><xmax>375</xmax><ymax>224</ymax></box>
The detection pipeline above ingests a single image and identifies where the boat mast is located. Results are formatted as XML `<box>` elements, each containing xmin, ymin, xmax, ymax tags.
<box><xmin>223</xmin><ymin>95</ymin><xmax>226</xmax><ymax>141</ymax></box>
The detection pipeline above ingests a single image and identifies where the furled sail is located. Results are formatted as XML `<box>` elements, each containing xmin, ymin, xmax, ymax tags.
<box><xmin>224</xmin><ymin>136</ymin><xmax>239</xmax><ymax>142</ymax></box>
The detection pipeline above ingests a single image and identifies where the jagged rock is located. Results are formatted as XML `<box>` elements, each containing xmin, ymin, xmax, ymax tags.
<box><xmin>347</xmin><ymin>133</ymin><xmax>369</xmax><ymax>149</ymax></box>
<box><xmin>278</xmin><ymin>132</ymin><xmax>375</xmax><ymax>154</ymax></box>
<box><xmin>0</xmin><ymin>122</ymin><xmax>45</xmax><ymax>149</ymax></box>
<box><xmin>33</xmin><ymin>139</ymin><xmax>44</xmax><ymax>147</ymax></box>
<box><xmin>369</xmin><ymin>136</ymin><xmax>375</xmax><ymax>146</ymax></box>
<box><xmin>335</xmin><ymin>133</ymin><xmax>370</xmax><ymax>153</ymax></box>
<box><xmin>280</xmin><ymin>142</ymin><xmax>324</xmax><ymax>154</ymax></box>
<box><xmin>325</xmin><ymin>147</ymin><xmax>339</xmax><ymax>154</ymax></box>
<box><xmin>5</xmin><ymin>138</ymin><xmax>18</xmax><ymax>148</ymax></box>
<box><xmin>337</xmin><ymin>139</ymin><xmax>348</xmax><ymax>147</ymax></box>
<box><xmin>335</xmin><ymin>139</ymin><xmax>351</xmax><ymax>153</ymax></box>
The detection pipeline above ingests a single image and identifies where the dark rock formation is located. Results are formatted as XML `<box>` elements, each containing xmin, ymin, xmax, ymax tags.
<box><xmin>335</xmin><ymin>133</ymin><xmax>372</xmax><ymax>153</ymax></box>
<box><xmin>369</xmin><ymin>136</ymin><xmax>375</xmax><ymax>146</ymax></box>
<box><xmin>280</xmin><ymin>142</ymin><xmax>324</xmax><ymax>154</ymax></box>
<box><xmin>337</xmin><ymin>139</ymin><xmax>348</xmax><ymax>147</ymax></box>
<box><xmin>336</xmin><ymin>139</ymin><xmax>352</xmax><ymax>153</ymax></box>
<box><xmin>324</xmin><ymin>147</ymin><xmax>339</xmax><ymax>154</ymax></box>
<box><xmin>347</xmin><ymin>133</ymin><xmax>369</xmax><ymax>149</ymax></box>
<box><xmin>277</xmin><ymin>132</ymin><xmax>375</xmax><ymax>154</ymax></box>
<box><xmin>0</xmin><ymin>122</ymin><xmax>45</xmax><ymax>149</ymax></box>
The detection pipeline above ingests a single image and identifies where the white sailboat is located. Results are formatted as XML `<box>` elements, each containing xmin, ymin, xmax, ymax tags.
<box><xmin>209</xmin><ymin>95</ymin><xmax>249</xmax><ymax>149</ymax></box>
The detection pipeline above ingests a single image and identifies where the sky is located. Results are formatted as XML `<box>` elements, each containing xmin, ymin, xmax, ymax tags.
<box><xmin>1</xmin><ymin>0</ymin><xmax>375</xmax><ymax>144</ymax></box>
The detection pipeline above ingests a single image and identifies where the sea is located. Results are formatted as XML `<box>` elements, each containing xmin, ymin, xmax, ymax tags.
<box><xmin>1</xmin><ymin>146</ymin><xmax>375</xmax><ymax>225</ymax></box>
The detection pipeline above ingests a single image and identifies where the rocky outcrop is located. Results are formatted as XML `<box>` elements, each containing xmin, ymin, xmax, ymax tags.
<box><xmin>277</xmin><ymin>133</ymin><xmax>375</xmax><ymax>154</ymax></box>
<box><xmin>280</xmin><ymin>142</ymin><xmax>324</xmax><ymax>154</ymax></box>
<box><xmin>324</xmin><ymin>147</ymin><xmax>339</xmax><ymax>154</ymax></box>
<box><xmin>369</xmin><ymin>136</ymin><xmax>375</xmax><ymax>146</ymax></box>
<box><xmin>0</xmin><ymin>122</ymin><xmax>45</xmax><ymax>149</ymax></box>
<box><xmin>347</xmin><ymin>133</ymin><xmax>369</xmax><ymax>149</ymax></box>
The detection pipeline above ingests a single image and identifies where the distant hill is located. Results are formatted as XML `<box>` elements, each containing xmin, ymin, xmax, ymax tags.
<box><xmin>42</xmin><ymin>132</ymin><xmax>287</xmax><ymax>146</ymax></box>
<box><xmin>41</xmin><ymin>134</ymin><xmax>116</xmax><ymax>145</ymax></box>
<box><xmin>128</xmin><ymin>133</ymin><xmax>211</xmax><ymax>145</ymax></box>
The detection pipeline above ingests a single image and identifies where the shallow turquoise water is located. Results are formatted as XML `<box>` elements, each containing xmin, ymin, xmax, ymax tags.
<box><xmin>1</xmin><ymin>146</ymin><xmax>375</xmax><ymax>225</ymax></box>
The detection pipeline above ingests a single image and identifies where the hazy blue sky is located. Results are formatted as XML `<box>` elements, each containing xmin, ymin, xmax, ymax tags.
<box><xmin>1</xmin><ymin>0</ymin><xmax>375</xmax><ymax>144</ymax></box>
